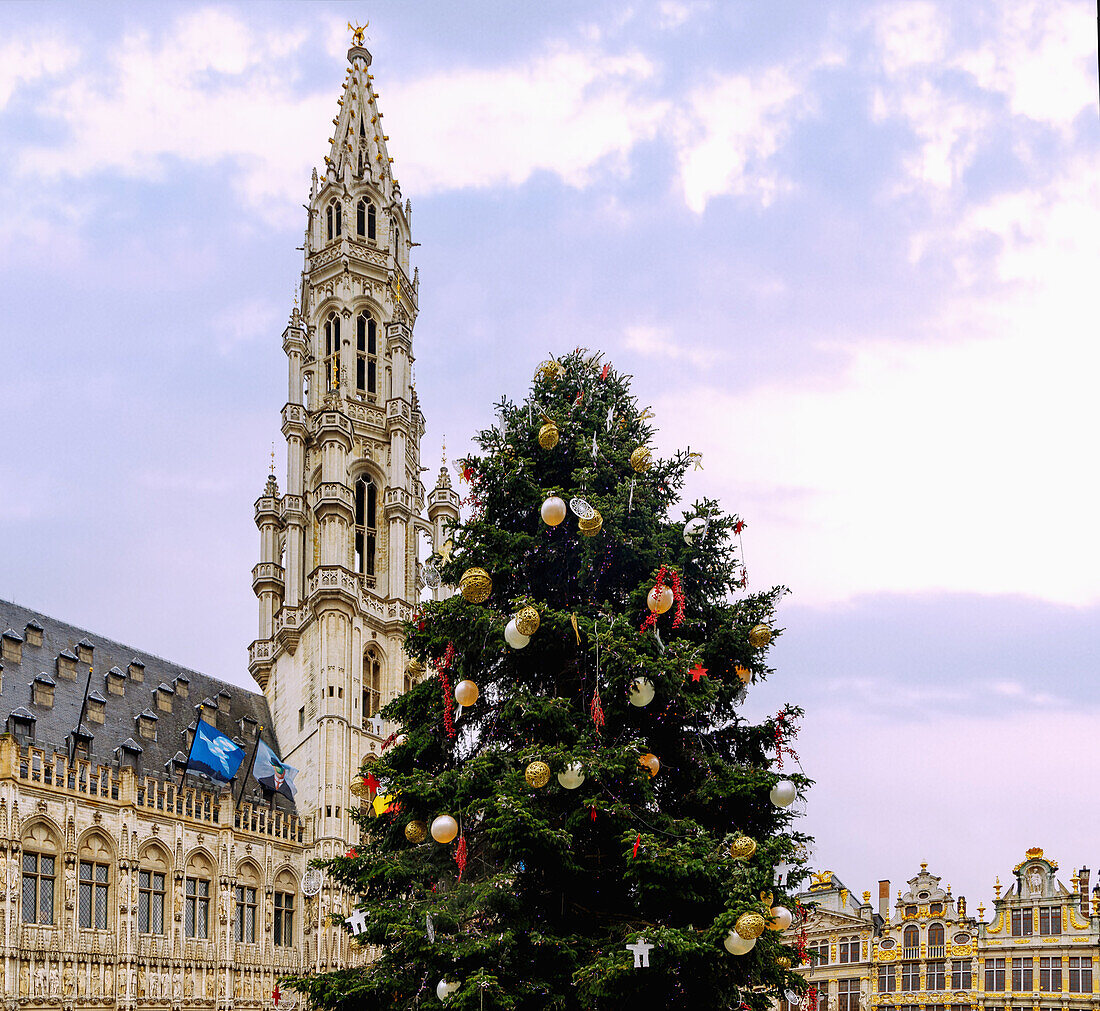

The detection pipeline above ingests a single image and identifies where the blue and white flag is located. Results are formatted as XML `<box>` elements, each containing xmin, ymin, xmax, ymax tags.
<box><xmin>186</xmin><ymin>719</ymin><xmax>245</xmax><ymax>785</ymax></box>
<box><xmin>252</xmin><ymin>738</ymin><xmax>298</xmax><ymax>801</ymax></box>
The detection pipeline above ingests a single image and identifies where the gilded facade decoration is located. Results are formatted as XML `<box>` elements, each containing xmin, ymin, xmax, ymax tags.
<box><xmin>783</xmin><ymin>852</ymin><xmax>1100</xmax><ymax>1011</ymax></box>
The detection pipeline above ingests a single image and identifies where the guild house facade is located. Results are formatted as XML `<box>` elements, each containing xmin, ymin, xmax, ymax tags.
<box><xmin>785</xmin><ymin>851</ymin><xmax>1100</xmax><ymax>1011</ymax></box>
<box><xmin>0</xmin><ymin>30</ymin><xmax>458</xmax><ymax>1011</ymax></box>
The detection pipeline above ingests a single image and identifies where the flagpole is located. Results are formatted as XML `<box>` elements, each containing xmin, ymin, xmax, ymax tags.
<box><xmin>234</xmin><ymin>724</ymin><xmax>264</xmax><ymax>813</ymax></box>
<box><xmin>178</xmin><ymin>704</ymin><xmax>204</xmax><ymax>793</ymax></box>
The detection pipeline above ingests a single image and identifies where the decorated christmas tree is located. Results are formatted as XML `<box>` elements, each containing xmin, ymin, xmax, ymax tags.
<box><xmin>288</xmin><ymin>350</ymin><xmax>811</xmax><ymax>1010</ymax></box>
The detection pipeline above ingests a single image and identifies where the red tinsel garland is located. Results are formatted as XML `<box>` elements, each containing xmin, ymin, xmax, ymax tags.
<box><xmin>455</xmin><ymin>834</ymin><xmax>467</xmax><ymax>881</ymax></box>
<box><xmin>773</xmin><ymin>706</ymin><xmax>801</xmax><ymax>770</ymax></box>
<box><xmin>639</xmin><ymin>565</ymin><xmax>668</xmax><ymax>634</ymax></box>
<box><xmin>632</xmin><ymin>833</ymin><xmax>641</xmax><ymax>858</ymax></box>
<box><xmin>436</xmin><ymin>642</ymin><xmax>458</xmax><ymax>740</ymax></box>
<box><xmin>809</xmin><ymin>987</ymin><xmax>819</xmax><ymax>1011</ymax></box>
<box><xmin>590</xmin><ymin>685</ymin><xmax>605</xmax><ymax>731</ymax></box>
<box><xmin>669</xmin><ymin>569</ymin><xmax>685</xmax><ymax>628</ymax></box>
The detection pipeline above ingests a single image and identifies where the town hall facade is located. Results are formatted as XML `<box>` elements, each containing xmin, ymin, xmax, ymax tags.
<box><xmin>0</xmin><ymin>35</ymin><xmax>457</xmax><ymax>1010</ymax></box>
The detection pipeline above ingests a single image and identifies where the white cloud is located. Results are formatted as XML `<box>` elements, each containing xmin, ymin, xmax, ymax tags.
<box><xmin>0</xmin><ymin>36</ymin><xmax>74</xmax><ymax>109</ymax></box>
<box><xmin>955</xmin><ymin>0</ymin><xmax>1095</xmax><ymax>130</ymax></box>
<box><xmin>674</xmin><ymin>67</ymin><xmax>809</xmax><ymax>212</ymax></box>
<box><xmin>622</xmin><ymin>324</ymin><xmax>715</xmax><ymax>368</ymax></box>
<box><xmin>211</xmin><ymin>298</ymin><xmax>283</xmax><ymax>355</ymax></box>
<box><xmin>656</xmin><ymin>152</ymin><xmax>1100</xmax><ymax>608</ymax></box>
<box><xmin>386</xmin><ymin>45</ymin><xmax>667</xmax><ymax>195</ymax></box>
<box><xmin>657</xmin><ymin>1</ymin><xmax>713</xmax><ymax>30</ymax></box>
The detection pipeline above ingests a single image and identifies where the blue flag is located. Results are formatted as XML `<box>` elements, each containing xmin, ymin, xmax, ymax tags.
<box><xmin>186</xmin><ymin>719</ymin><xmax>245</xmax><ymax>785</ymax></box>
<box><xmin>252</xmin><ymin>738</ymin><xmax>298</xmax><ymax>801</ymax></box>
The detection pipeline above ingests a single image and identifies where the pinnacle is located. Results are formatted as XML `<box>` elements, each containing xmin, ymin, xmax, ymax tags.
<box><xmin>323</xmin><ymin>44</ymin><xmax>397</xmax><ymax>194</ymax></box>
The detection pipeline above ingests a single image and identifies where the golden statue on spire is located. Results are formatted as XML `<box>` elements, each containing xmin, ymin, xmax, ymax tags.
<box><xmin>348</xmin><ymin>21</ymin><xmax>369</xmax><ymax>47</ymax></box>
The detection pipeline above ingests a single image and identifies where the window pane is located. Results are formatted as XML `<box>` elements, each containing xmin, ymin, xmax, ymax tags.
<box><xmin>96</xmin><ymin>864</ymin><xmax>107</xmax><ymax>884</ymax></box>
<box><xmin>41</xmin><ymin>856</ymin><xmax>53</xmax><ymax>876</ymax></box>
<box><xmin>198</xmin><ymin>898</ymin><xmax>208</xmax><ymax>938</ymax></box>
<box><xmin>153</xmin><ymin>893</ymin><xmax>163</xmax><ymax>934</ymax></box>
<box><xmin>23</xmin><ymin>853</ymin><xmax>36</xmax><ymax>873</ymax></box>
<box><xmin>138</xmin><ymin>894</ymin><xmax>149</xmax><ymax>933</ymax></box>
<box><xmin>95</xmin><ymin>883</ymin><xmax>107</xmax><ymax>928</ymax></box>
<box><xmin>22</xmin><ymin>875</ymin><xmax>35</xmax><ymax>923</ymax></box>
<box><xmin>185</xmin><ymin>897</ymin><xmax>195</xmax><ymax>937</ymax></box>
<box><xmin>40</xmin><ymin>876</ymin><xmax>53</xmax><ymax>925</ymax></box>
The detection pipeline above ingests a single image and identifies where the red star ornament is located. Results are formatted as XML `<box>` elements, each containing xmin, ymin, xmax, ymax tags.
<box><xmin>689</xmin><ymin>663</ymin><xmax>709</xmax><ymax>682</ymax></box>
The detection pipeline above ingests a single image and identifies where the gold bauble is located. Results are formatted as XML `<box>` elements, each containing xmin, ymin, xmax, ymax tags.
<box><xmin>647</xmin><ymin>585</ymin><xmax>673</xmax><ymax>614</ymax></box>
<box><xmin>460</xmin><ymin>567</ymin><xmax>492</xmax><ymax>603</ymax></box>
<box><xmin>776</xmin><ymin>956</ymin><xmax>792</xmax><ymax>970</ymax></box>
<box><xmin>639</xmin><ymin>753</ymin><xmax>660</xmax><ymax>778</ymax></box>
<box><xmin>535</xmin><ymin>360</ymin><xmax>565</xmax><ymax>382</ymax></box>
<box><xmin>729</xmin><ymin>835</ymin><xmax>757</xmax><ymax>861</ymax></box>
<box><xmin>406</xmin><ymin>658</ymin><xmax>427</xmax><ymax>679</ymax></box>
<box><xmin>454</xmin><ymin>679</ymin><xmax>479</xmax><ymax>707</ymax></box>
<box><xmin>515</xmin><ymin>606</ymin><xmax>540</xmax><ymax>637</ymax></box>
<box><xmin>538</xmin><ymin>421</ymin><xmax>560</xmax><ymax>450</ymax></box>
<box><xmin>525</xmin><ymin>761</ymin><xmax>551</xmax><ymax>788</ymax></box>
<box><xmin>578</xmin><ymin>510</ymin><xmax>603</xmax><ymax>537</ymax></box>
<box><xmin>748</xmin><ymin>623</ymin><xmax>772</xmax><ymax>648</ymax></box>
<box><xmin>735</xmin><ymin>911</ymin><xmax>766</xmax><ymax>940</ymax></box>
<box><xmin>630</xmin><ymin>446</ymin><xmax>652</xmax><ymax>472</ymax></box>
<box><xmin>404</xmin><ymin>820</ymin><xmax>427</xmax><ymax>844</ymax></box>
<box><xmin>350</xmin><ymin>777</ymin><xmax>367</xmax><ymax>797</ymax></box>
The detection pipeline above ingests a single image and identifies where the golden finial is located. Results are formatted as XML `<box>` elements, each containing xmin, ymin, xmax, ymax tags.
<box><xmin>347</xmin><ymin>21</ymin><xmax>369</xmax><ymax>47</ymax></box>
<box><xmin>270</xmin><ymin>443</ymin><xmax>276</xmax><ymax>475</ymax></box>
<box><xmin>441</xmin><ymin>437</ymin><xmax>447</xmax><ymax>466</ymax></box>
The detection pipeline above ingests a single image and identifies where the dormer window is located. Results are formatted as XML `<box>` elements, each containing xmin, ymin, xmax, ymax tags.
<box><xmin>2</xmin><ymin>630</ymin><xmax>23</xmax><ymax>664</ymax></box>
<box><xmin>23</xmin><ymin>620</ymin><xmax>42</xmax><ymax>647</ymax></box>
<box><xmin>76</xmin><ymin>639</ymin><xmax>93</xmax><ymax>664</ymax></box>
<box><xmin>326</xmin><ymin>199</ymin><xmax>342</xmax><ymax>241</ymax></box>
<box><xmin>128</xmin><ymin>659</ymin><xmax>145</xmax><ymax>682</ymax></box>
<box><xmin>105</xmin><ymin>666</ymin><xmax>126</xmax><ymax>696</ymax></box>
<box><xmin>156</xmin><ymin>684</ymin><xmax>174</xmax><ymax>713</ymax></box>
<box><xmin>56</xmin><ymin>650</ymin><xmax>77</xmax><ymax>681</ymax></box>
<box><xmin>323</xmin><ymin>312</ymin><xmax>340</xmax><ymax>391</ymax></box>
<box><xmin>930</xmin><ymin>902</ymin><xmax>943</xmax><ymax>915</ymax></box>
<box><xmin>116</xmin><ymin>738</ymin><xmax>142</xmax><ymax>771</ymax></box>
<box><xmin>137</xmin><ymin>709</ymin><xmax>158</xmax><ymax>741</ymax></box>
<box><xmin>69</xmin><ymin>725</ymin><xmax>93</xmax><ymax>760</ymax></box>
<box><xmin>86</xmin><ymin>691</ymin><xmax>106</xmax><ymax>725</ymax></box>
<box><xmin>217</xmin><ymin>689</ymin><xmax>231</xmax><ymax>713</ymax></box>
<box><xmin>32</xmin><ymin>673</ymin><xmax>55</xmax><ymax>708</ymax></box>
<box><xmin>8</xmin><ymin>708</ymin><xmax>35</xmax><ymax>744</ymax></box>
<box><xmin>174</xmin><ymin>675</ymin><xmax>190</xmax><ymax>699</ymax></box>
<box><xmin>355</xmin><ymin>311</ymin><xmax>377</xmax><ymax>398</ymax></box>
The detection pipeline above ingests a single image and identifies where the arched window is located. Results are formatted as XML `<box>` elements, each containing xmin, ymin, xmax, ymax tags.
<box><xmin>234</xmin><ymin>862</ymin><xmax>260</xmax><ymax>943</ymax></box>
<box><xmin>363</xmin><ymin>649</ymin><xmax>382</xmax><ymax>720</ymax></box>
<box><xmin>357</xmin><ymin>198</ymin><xmax>375</xmax><ymax>238</ymax></box>
<box><xmin>273</xmin><ymin>869</ymin><xmax>296</xmax><ymax>948</ymax></box>
<box><xmin>356</xmin><ymin>311</ymin><xmax>377</xmax><ymax>398</ymax></box>
<box><xmin>21</xmin><ymin>822</ymin><xmax>59</xmax><ymax>925</ymax></box>
<box><xmin>325</xmin><ymin>199</ymin><xmax>342</xmax><ymax>242</ymax></box>
<box><xmin>354</xmin><ymin>475</ymin><xmax>377</xmax><ymax>577</ymax></box>
<box><xmin>928</xmin><ymin>922</ymin><xmax>945</xmax><ymax>954</ymax></box>
<box><xmin>185</xmin><ymin>851</ymin><xmax>214</xmax><ymax>940</ymax></box>
<box><xmin>78</xmin><ymin>833</ymin><xmax>113</xmax><ymax>930</ymax></box>
<box><xmin>903</xmin><ymin>924</ymin><xmax>919</xmax><ymax>955</ymax></box>
<box><xmin>368</xmin><ymin>201</ymin><xmax>376</xmax><ymax>239</ymax></box>
<box><xmin>323</xmin><ymin>312</ymin><xmax>340</xmax><ymax>391</ymax></box>
<box><xmin>138</xmin><ymin>844</ymin><xmax>170</xmax><ymax>935</ymax></box>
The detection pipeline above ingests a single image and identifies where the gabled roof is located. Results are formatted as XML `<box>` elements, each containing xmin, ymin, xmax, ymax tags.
<box><xmin>0</xmin><ymin>598</ymin><xmax>292</xmax><ymax>816</ymax></box>
<box><xmin>2</xmin><ymin>628</ymin><xmax>23</xmax><ymax>642</ymax></box>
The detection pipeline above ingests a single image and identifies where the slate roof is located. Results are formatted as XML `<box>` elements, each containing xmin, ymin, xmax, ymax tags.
<box><xmin>0</xmin><ymin>599</ymin><xmax>294</xmax><ymax>815</ymax></box>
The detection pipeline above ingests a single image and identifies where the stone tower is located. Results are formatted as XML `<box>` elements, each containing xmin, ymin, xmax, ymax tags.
<box><xmin>248</xmin><ymin>39</ymin><xmax>460</xmax><ymax>864</ymax></box>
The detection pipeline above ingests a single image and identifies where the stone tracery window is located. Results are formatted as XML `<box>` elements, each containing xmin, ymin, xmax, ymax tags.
<box><xmin>354</xmin><ymin>475</ymin><xmax>377</xmax><ymax>577</ymax></box>
<box><xmin>234</xmin><ymin>863</ymin><xmax>260</xmax><ymax>943</ymax></box>
<box><xmin>355</xmin><ymin>310</ymin><xmax>377</xmax><ymax>398</ymax></box>
<box><xmin>323</xmin><ymin>312</ymin><xmax>340</xmax><ymax>391</ymax></box>
<box><xmin>274</xmin><ymin>869</ymin><xmax>296</xmax><ymax>947</ymax></box>
<box><xmin>78</xmin><ymin>833</ymin><xmax>113</xmax><ymax>930</ymax></box>
<box><xmin>21</xmin><ymin>823</ymin><xmax>58</xmax><ymax>926</ymax></box>
<box><xmin>326</xmin><ymin>199</ymin><xmax>342</xmax><ymax>242</ymax></box>
<box><xmin>363</xmin><ymin>648</ymin><xmax>382</xmax><ymax>720</ymax></box>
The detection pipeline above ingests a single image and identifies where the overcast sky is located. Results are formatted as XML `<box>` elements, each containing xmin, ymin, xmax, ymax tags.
<box><xmin>2</xmin><ymin>1</ymin><xmax>1098</xmax><ymax>912</ymax></box>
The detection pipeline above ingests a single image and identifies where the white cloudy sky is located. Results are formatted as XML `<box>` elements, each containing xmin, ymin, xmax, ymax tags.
<box><xmin>1</xmin><ymin>1</ymin><xmax>1098</xmax><ymax>910</ymax></box>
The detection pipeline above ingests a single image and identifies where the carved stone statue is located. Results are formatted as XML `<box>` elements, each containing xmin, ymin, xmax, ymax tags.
<box><xmin>63</xmin><ymin>964</ymin><xmax>74</xmax><ymax>995</ymax></box>
<box><xmin>19</xmin><ymin>963</ymin><xmax>28</xmax><ymax>996</ymax></box>
<box><xmin>1027</xmin><ymin>866</ymin><xmax>1043</xmax><ymax>896</ymax></box>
